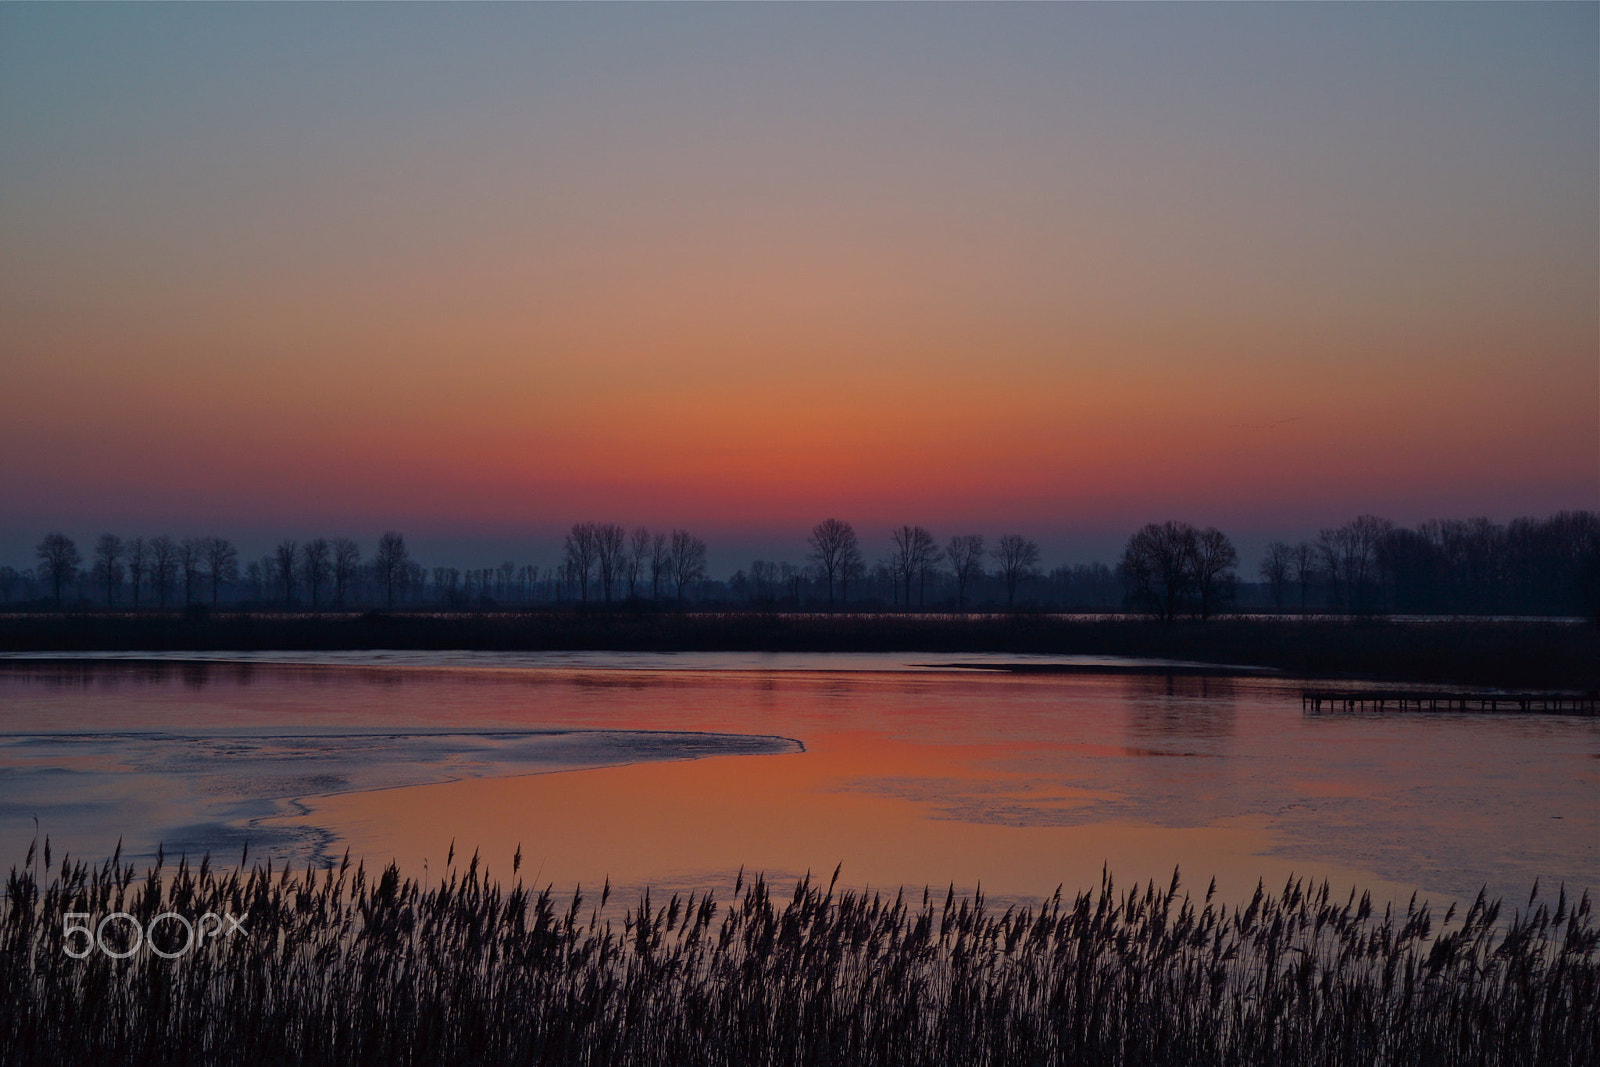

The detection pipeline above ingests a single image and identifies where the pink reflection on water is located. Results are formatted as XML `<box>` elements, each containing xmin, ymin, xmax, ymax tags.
<box><xmin>1</xmin><ymin>657</ymin><xmax>1594</xmax><ymax>911</ymax></box>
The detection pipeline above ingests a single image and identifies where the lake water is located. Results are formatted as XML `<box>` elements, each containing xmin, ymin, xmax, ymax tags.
<box><xmin>1</xmin><ymin>652</ymin><xmax>1593</xmax><ymax>911</ymax></box>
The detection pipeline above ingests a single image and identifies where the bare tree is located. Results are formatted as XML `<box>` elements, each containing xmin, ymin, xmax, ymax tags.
<box><xmin>889</xmin><ymin>527</ymin><xmax>917</xmax><ymax>609</ymax></box>
<box><xmin>780</xmin><ymin>561</ymin><xmax>802</xmax><ymax>606</ymax></box>
<box><xmin>0</xmin><ymin>566</ymin><xmax>18</xmax><ymax>606</ymax></box>
<box><xmin>946</xmin><ymin>534</ymin><xmax>985</xmax><ymax>611</ymax></box>
<box><xmin>1317</xmin><ymin>516</ymin><xmax>1392</xmax><ymax>613</ymax></box>
<box><xmin>914</xmin><ymin>534</ymin><xmax>941</xmax><ymax>607</ymax></box>
<box><xmin>205</xmin><ymin>537</ymin><xmax>238</xmax><ymax>607</ymax></box>
<box><xmin>300</xmin><ymin>538</ymin><xmax>331</xmax><ymax>609</ymax></box>
<box><xmin>177</xmin><ymin>537</ymin><xmax>207</xmax><ymax>607</ymax></box>
<box><xmin>1190</xmin><ymin>527</ymin><xmax>1238</xmax><ymax>619</ymax></box>
<box><xmin>649</xmin><ymin>531</ymin><xmax>671</xmax><ymax>603</ymax></box>
<box><xmin>807</xmin><ymin>518</ymin><xmax>858</xmax><ymax>610</ymax></box>
<box><xmin>594</xmin><ymin>523</ymin><xmax>626</xmax><ymax>604</ymax></box>
<box><xmin>1316</xmin><ymin>526</ymin><xmax>1354</xmax><ymax>611</ymax></box>
<box><xmin>35</xmin><ymin>532</ymin><xmax>80</xmax><ymax>606</ymax></box>
<box><xmin>373</xmin><ymin>531</ymin><xmax>409</xmax><ymax>609</ymax></box>
<box><xmin>126</xmin><ymin>537</ymin><xmax>147</xmax><ymax>610</ymax></box>
<box><xmin>432</xmin><ymin>567</ymin><xmax>460</xmax><ymax>607</ymax></box>
<box><xmin>250</xmin><ymin>556</ymin><xmax>272</xmax><ymax>601</ymax></box>
<box><xmin>1259</xmin><ymin>542</ymin><xmax>1293</xmax><ymax>612</ymax></box>
<box><xmin>92</xmin><ymin>534</ymin><xmax>124</xmax><ymax>608</ymax></box>
<box><xmin>332</xmin><ymin>538</ymin><xmax>361</xmax><ymax>607</ymax></box>
<box><xmin>872</xmin><ymin>559</ymin><xmax>897</xmax><ymax>606</ymax></box>
<box><xmin>839</xmin><ymin>541</ymin><xmax>865</xmax><ymax>608</ymax></box>
<box><xmin>563</xmin><ymin>522</ymin><xmax>598</xmax><ymax>604</ymax></box>
<box><xmin>275</xmin><ymin>539</ymin><xmax>298</xmax><ymax>607</ymax></box>
<box><xmin>992</xmin><ymin>534</ymin><xmax>1041</xmax><ymax>610</ymax></box>
<box><xmin>626</xmin><ymin>527</ymin><xmax>652</xmax><ymax>600</ymax></box>
<box><xmin>1290</xmin><ymin>541</ymin><xmax>1316</xmax><ymax>612</ymax></box>
<box><xmin>890</xmin><ymin>526</ymin><xmax>940</xmax><ymax>611</ymax></box>
<box><xmin>1119</xmin><ymin>522</ymin><xmax>1197</xmax><ymax>622</ymax></box>
<box><xmin>670</xmin><ymin>529</ymin><xmax>707</xmax><ymax>604</ymax></box>
<box><xmin>1349</xmin><ymin>515</ymin><xmax>1393</xmax><ymax>611</ymax></box>
<box><xmin>149</xmin><ymin>536</ymin><xmax>177</xmax><ymax>608</ymax></box>
<box><xmin>750</xmin><ymin>559</ymin><xmax>777</xmax><ymax>608</ymax></box>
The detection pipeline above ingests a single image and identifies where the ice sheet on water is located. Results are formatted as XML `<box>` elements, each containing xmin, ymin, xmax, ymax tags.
<box><xmin>0</xmin><ymin>728</ymin><xmax>801</xmax><ymax>868</ymax></box>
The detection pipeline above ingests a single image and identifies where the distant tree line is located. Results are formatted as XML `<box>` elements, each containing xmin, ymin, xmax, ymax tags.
<box><xmin>6</xmin><ymin>510</ymin><xmax>1596</xmax><ymax>619</ymax></box>
<box><xmin>1255</xmin><ymin>511</ymin><xmax>1600</xmax><ymax>618</ymax></box>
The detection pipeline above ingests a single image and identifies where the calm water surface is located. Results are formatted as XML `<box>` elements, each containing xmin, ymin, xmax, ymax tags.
<box><xmin>0</xmin><ymin>653</ymin><xmax>1593</xmax><ymax>910</ymax></box>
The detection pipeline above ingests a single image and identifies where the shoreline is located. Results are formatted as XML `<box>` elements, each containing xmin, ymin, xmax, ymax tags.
<box><xmin>1</xmin><ymin>612</ymin><xmax>1594</xmax><ymax>688</ymax></box>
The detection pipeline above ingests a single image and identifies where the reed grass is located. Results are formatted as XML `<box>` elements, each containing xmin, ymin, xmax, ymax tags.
<box><xmin>2</xmin><ymin>843</ymin><xmax>1595</xmax><ymax>1066</ymax></box>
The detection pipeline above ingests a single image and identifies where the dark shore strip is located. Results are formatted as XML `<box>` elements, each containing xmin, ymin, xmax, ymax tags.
<box><xmin>2</xmin><ymin>851</ymin><xmax>1594</xmax><ymax>1067</ymax></box>
<box><xmin>2</xmin><ymin>612</ymin><xmax>1596</xmax><ymax>688</ymax></box>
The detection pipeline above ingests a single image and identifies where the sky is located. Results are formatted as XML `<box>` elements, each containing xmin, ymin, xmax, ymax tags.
<box><xmin>2</xmin><ymin>3</ymin><xmax>1595</xmax><ymax>571</ymax></box>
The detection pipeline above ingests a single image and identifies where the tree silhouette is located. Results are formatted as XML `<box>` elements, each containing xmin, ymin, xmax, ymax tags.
<box><xmin>433</xmin><ymin>567</ymin><xmax>459</xmax><ymax>607</ymax></box>
<box><xmin>839</xmin><ymin>543</ymin><xmax>865</xmax><ymax>608</ymax></box>
<box><xmin>125</xmin><ymin>537</ymin><xmax>147</xmax><ymax>610</ymax></box>
<box><xmin>274</xmin><ymin>540</ymin><xmax>298</xmax><ymax>607</ymax></box>
<box><xmin>1318</xmin><ymin>515</ymin><xmax>1392</xmax><ymax>613</ymax></box>
<box><xmin>36</xmin><ymin>532</ymin><xmax>80</xmax><ymax>606</ymax></box>
<box><xmin>946</xmin><ymin>534</ymin><xmax>985</xmax><ymax>611</ymax></box>
<box><xmin>563</xmin><ymin>523</ymin><xmax>598</xmax><ymax>604</ymax></box>
<box><xmin>992</xmin><ymin>534</ymin><xmax>1040</xmax><ymax>610</ymax></box>
<box><xmin>249</xmin><ymin>556</ymin><xmax>271</xmax><ymax>601</ymax></box>
<box><xmin>649</xmin><ymin>531</ymin><xmax>671</xmax><ymax>603</ymax></box>
<box><xmin>1291</xmin><ymin>541</ymin><xmax>1316</xmax><ymax>612</ymax></box>
<box><xmin>180</xmin><ymin>537</ymin><xmax>205</xmax><ymax>607</ymax></box>
<box><xmin>780</xmin><ymin>561</ymin><xmax>802</xmax><ymax>606</ymax></box>
<box><xmin>332</xmin><ymin>538</ymin><xmax>361</xmax><ymax>607</ymax></box>
<box><xmin>301</xmin><ymin>538</ymin><xmax>331</xmax><ymax>609</ymax></box>
<box><xmin>807</xmin><ymin>519</ymin><xmax>858</xmax><ymax>610</ymax></box>
<box><xmin>149</xmin><ymin>536</ymin><xmax>177</xmax><ymax>608</ymax></box>
<box><xmin>205</xmin><ymin>537</ymin><xmax>238</xmax><ymax>608</ymax></box>
<box><xmin>749</xmin><ymin>560</ymin><xmax>777</xmax><ymax>608</ymax></box>
<box><xmin>595</xmin><ymin>523</ymin><xmax>626</xmax><ymax>604</ymax></box>
<box><xmin>92</xmin><ymin>534</ymin><xmax>124</xmax><ymax>608</ymax></box>
<box><xmin>1259</xmin><ymin>542</ymin><xmax>1292</xmax><ymax>611</ymax></box>
<box><xmin>627</xmin><ymin>527</ymin><xmax>652</xmax><ymax>600</ymax></box>
<box><xmin>1191</xmin><ymin>527</ymin><xmax>1238</xmax><ymax>619</ymax></box>
<box><xmin>670</xmin><ymin>529</ymin><xmax>707</xmax><ymax>605</ymax></box>
<box><xmin>1119</xmin><ymin>522</ymin><xmax>1196</xmax><ymax>622</ymax></box>
<box><xmin>890</xmin><ymin>526</ymin><xmax>940</xmax><ymax>611</ymax></box>
<box><xmin>374</xmin><ymin>531</ymin><xmax>409</xmax><ymax>609</ymax></box>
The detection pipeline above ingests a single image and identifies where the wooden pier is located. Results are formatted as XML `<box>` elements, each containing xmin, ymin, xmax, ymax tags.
<box><xmin>1302</xmin><ymin>690</ymin><xmax>1597</xmax><ymax>715</ymax></box>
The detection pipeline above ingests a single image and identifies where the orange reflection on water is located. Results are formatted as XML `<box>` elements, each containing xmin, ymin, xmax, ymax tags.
<box><xmin>5</xmin><ymin>658</ymin><xmax>1592</xmax><ymax>910</ymax></box>
<box><xmin>292</xmin><ymin>723</ymin><xmax>1412</xmax><ymax>908</ymax></box>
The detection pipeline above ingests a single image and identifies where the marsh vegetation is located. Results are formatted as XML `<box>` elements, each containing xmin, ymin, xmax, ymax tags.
<box><xmin>3</xmin><ymin>847</ymin><xmax>1595</xmax><ymax>1065</ymax></box>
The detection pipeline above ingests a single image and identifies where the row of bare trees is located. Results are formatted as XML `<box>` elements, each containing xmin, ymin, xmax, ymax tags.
<box><xmin>20</xmin><ymin>531</ymin><xmax>410</xmax><ymax>610</ymax></box>
<box><xmin>561</xmin><ymin>524</ymin><xmax>706</xmax><ymax>605</ymax></box>
<box><xmin>805</xmin><ymin>520</ymin><xmax>1043</xmax><ymax>610</ymax></box>
<box><xmin>1257</xmin><ymin>511</ymin><xmax>1600</xmax><ymax>617</ymax></box>
<box><xmin>20</xmin><ymin>521</ymin><xmax>1052</xmax><ymax>613</ymax></box>
<box><xmin>34</xmin><ymin>533</ymin><xmax>243</xmax><ymax>610</ymax></box>
<box><xmin>1116</xmin><ymin>522</ymin><xmax>1238</xmax><ymax>621</ymax></box>
<box><xmin>238</xmin><ymin>532</ymin><xmax>410</xmax><ymax>609</ymax></box>
<box><xmin>12</xmin><ymin>510</ymin><xmax>1596</xmax><ymax>616</ymax></box>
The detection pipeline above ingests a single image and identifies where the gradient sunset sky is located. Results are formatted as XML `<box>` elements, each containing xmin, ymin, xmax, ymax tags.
<box><xmin>2</xmin><ymin>4</ymin><xmax>1595</xmax><ymax>569</ymax></box>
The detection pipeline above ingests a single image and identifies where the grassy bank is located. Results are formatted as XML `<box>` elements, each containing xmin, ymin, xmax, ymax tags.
<box><xmin>1</xmin><ymin>611</ymin><xmax>1596</xmax><ymax>688</ymax></box>
<box><xmin>2</xmin><ymin>850</ymin><xmax>1594</xmax><ymax>1066</ymax></box>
